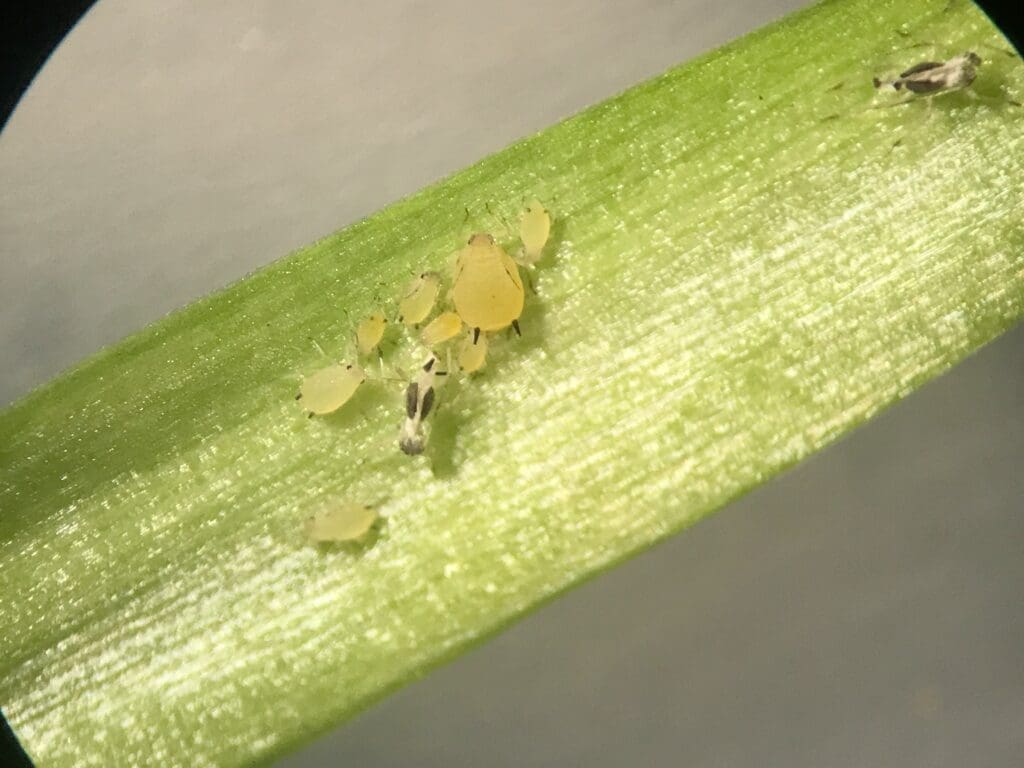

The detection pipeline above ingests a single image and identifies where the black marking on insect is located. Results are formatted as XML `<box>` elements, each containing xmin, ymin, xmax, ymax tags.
<box><xmin>405</xmin><ymin>382</ymin><xmax>419</xmax><ymax>419</ymax></box>
<box><xmin>420</xmin><ymin>387</ymin><xmax>435</xmax><ymax>420</ymax></box>
<box><xmin>873</xmin><ymin>51</ymin><xmax>982</xmax><ymax>96</ymax></box>
<box><xmin>473</xmin><ymin>327</ymin><xmax>481</xmax><ymax>344</ymax></box>
<box><xmin>512</xmin><ymin>319</ymin><xmax>522</xmax><ymax>337</ymax></box>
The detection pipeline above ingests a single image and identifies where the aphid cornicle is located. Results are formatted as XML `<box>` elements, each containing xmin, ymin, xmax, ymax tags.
<box><xmin>873</xmin><ymin>51</ymin><xmax>982</xmax><ymax>96</ymax></box>
<box><xmin>518</xmin><ymin>200</ymin><xmax>551</xmax><ymax>266</ymax></box>
<box><xmin>296</xmin><ymin>364</ymin><xmax>365</xmax><ymax>416</ymax></box>
<box><xmin>420</xmin><ymin>311</ymin><xmax>463</xmax><ymax>347</ymax></box>
<box><xmin>305</xmin><ymin>503</ymin><xmax>379</xmax><ymax>543</ymax></box>
<box><xmin>399</xmin><ymin>355</ymin><xmax>446</xmax><ymax>455</ymax></box>
<box><xmin>451</xmin><ymin>233</ymin><xmax>524</xmax><ymax>334</ymax></box>
<box><xmin>398</xmin><ymin>272</ymin><xmax>441</xmax><ymax>326</ymax></box>
<box><xmin>356</xmin><ymin>312</ymin><xmax>387</xmax><ymax>356</ymax></box>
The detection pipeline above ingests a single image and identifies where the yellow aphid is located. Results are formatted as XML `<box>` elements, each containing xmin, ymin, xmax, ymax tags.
<box><xmin>458</xmin><ymin>328</ymin><xmax>488</xmax><ymax>373</ymax></box>
<box><xmin>305</xmin><ymin>503</ymin><xmax>379</xmax><ymax>543</ymax></box>
<box><xmin>356</xmin><ymin>312</ymin><xmax>387</xmax><ymax>355</ymax></box>
<box><xmin>451</xmin><ymin>233</ymin><xmax>524</xmax><ymax>333</ymax></box>
<box><xmin>296</xmin><ymin>363</ymin><xmax>365</xmax><ymax>415</ymax></box>
<box><xmin>420</xmin><ymin>311</ymin><xmax>463</xmax><ymax>347</ymax></box>
<box><xmin>518</xmin><ymin>199</ymin><xmax>551</xmax><ymax>265</ymax></box>
<box><xmin>398</xmin><ymin>271</ymin><xmax>441</xmax><ymax>326</ymax></box>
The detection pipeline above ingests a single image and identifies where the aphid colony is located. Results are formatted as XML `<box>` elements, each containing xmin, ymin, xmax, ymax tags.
<box><xmin>295</xmin><ymin>199</ymin><xmax>552</xmax><ymax>465</ymax></box>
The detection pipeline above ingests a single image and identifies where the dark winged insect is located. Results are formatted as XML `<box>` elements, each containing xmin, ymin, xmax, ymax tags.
<box><xmin>873</xmin><ymin>51</ymin><xmax>981</xmax><ymax>95</ymax></box>
<box><xmin>399</xmin><ymin>354</ymin><xmax>447</xmax><ymax>455</ymax></box>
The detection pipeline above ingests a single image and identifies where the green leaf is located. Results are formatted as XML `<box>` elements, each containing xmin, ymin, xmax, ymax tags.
<box><xmin>2</xmin><ymin>0</ymin><xmax>1022</xmax><ymax>765</ymax></box>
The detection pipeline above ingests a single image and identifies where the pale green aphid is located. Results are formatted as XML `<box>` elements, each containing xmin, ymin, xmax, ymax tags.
<box><xmin>458</xmin><ymin>328</ymin><xmax>488</xmax><ymax>373</ymax></box>
<box><xmin>420</xmin><ymin>311</ymin><xmax>463</xmax><ymax>347</ymax></box>
<box><xmin>305</xmin><ymin>503</ymin><xmax>379</xmax><ymax>543</ymax></box>
<box><xmin>518</xmin><ymin>199</ymin><xmax>551</xmax><ymax>266</ymax></box>
<box><xmin>296</xmin><ymin>363</ymin><xmax>365</xmax><ymax>416</ymax></box>
<box><xmin>398</xmin><ymin>271</ymin><xmax>441</xmax><ymax>326</ymax></box>
<box><xmin>451</xmin><ymin>233</ymin><xmax>524</xmax><ymax>333</ymax></box>
<box><xmin>356</xmin><ymin>312</ymin><xmax>387</xmax><ymax>356</ymax></box>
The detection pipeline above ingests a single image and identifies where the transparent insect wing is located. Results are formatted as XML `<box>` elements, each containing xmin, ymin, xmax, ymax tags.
<box><xmin>451</xmin><ymin>234</ymin><xmax>524</xmax><ymax>331</ymax></box>
<box><xmin>399</xmin><ymin>272</ymin><xmax>441</xmax><ymax>326</ymax></box>
<box><xmin>519</xmin><ymin>200</ymin><xmax>551</xmax><ymax>264</ymax></box>
<box><xmin>356</xmin><ymin>312</ymin><xmax>387</xmax><ymax>355</ymax></box>
<box><xmin>458</xmin><ymin>329</ymin><xmax>488</xmax><ymax>373</ymax></box>
<box><xmin>421</xmin><ymin>311</ymin><xmax>463</xmax><ymax>347</ymax></box>
<box><xmin>298</xmin><ymin>364</ymin><xmax>365</xmax><ymax>415</ymax></box>
<box><xmin>305</xmin><ymin>503</ymin><xmax>378</xmax><ymax>542</ymax></box>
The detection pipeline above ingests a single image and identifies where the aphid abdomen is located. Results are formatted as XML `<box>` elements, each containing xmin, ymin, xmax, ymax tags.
<box><xmin>399</xmin><ymin>272</ymin><xmax>441</xmax><ymax>326</ymax></box>
<box><xmin>356</xmin><ymin>312</ymin><xmax>387</xmax><ymax>355</ymax></box>
<box><xmin>299</xmin><ymin>364</ymin><xmax>365</xmax><ymax>415</ymax></box>
<box><xmin>420</xmin><ymin>311</ymin><xmax>463</xmax><ymax>346</ymax></box>
<box><xmin>458</xmin><ymin>329</ymin><xmax>488</xmax><ymax>373</ymax></box>
<box><xmin>452</xmin><ymin>249</ymin><xmax>524</xmax><ymax>331</ymax></box>
<box><xmin>519</xmin><ymin>200</ymin><xmax>551</xmax><ymax>264</ymax></box>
